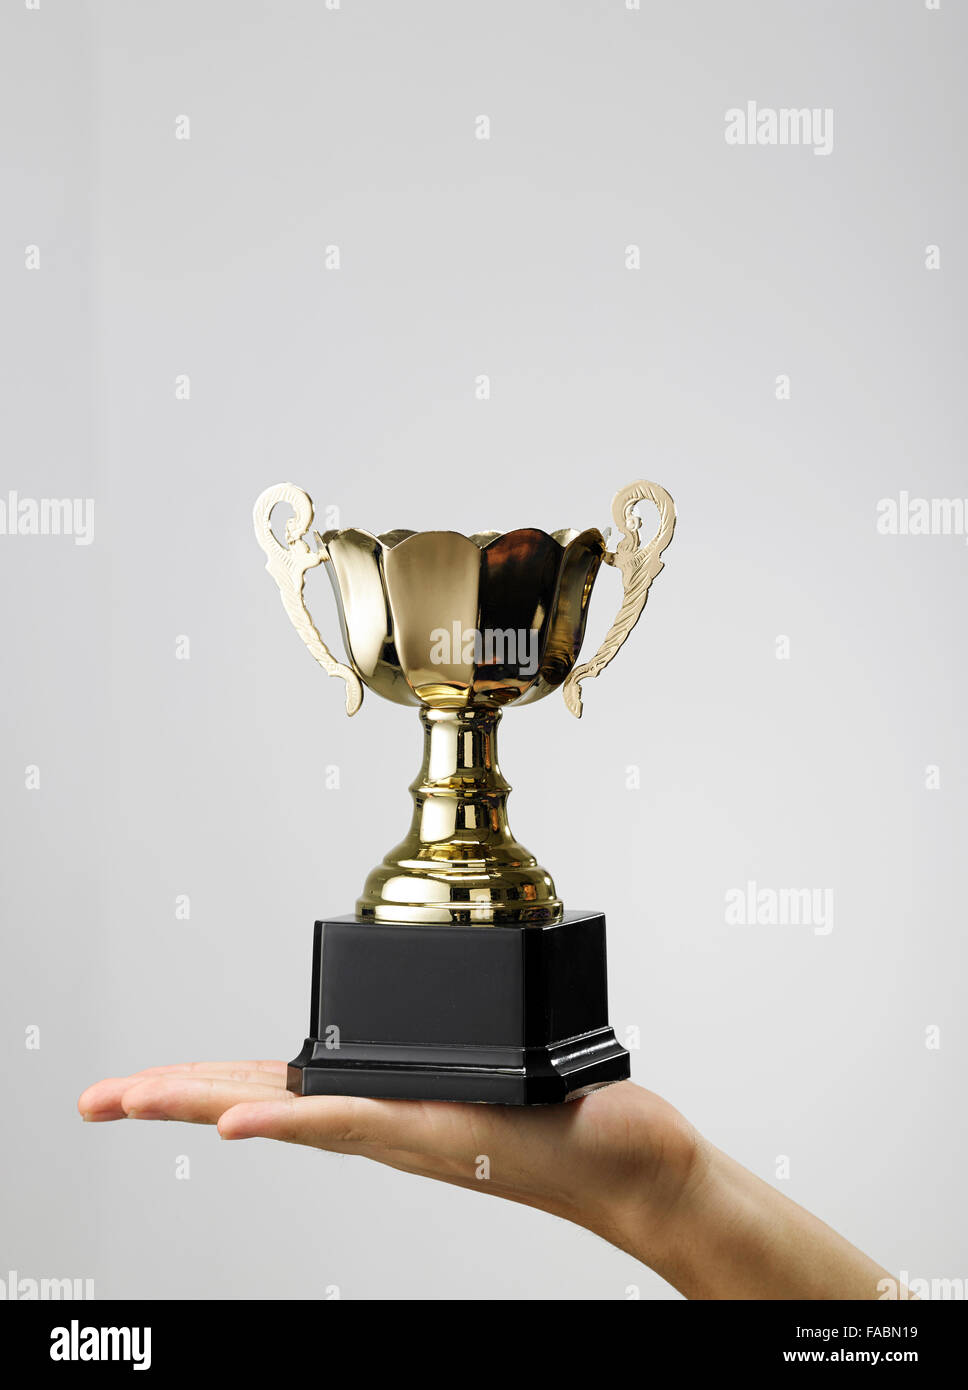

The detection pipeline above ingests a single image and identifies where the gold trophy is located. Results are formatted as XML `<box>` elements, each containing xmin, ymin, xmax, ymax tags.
<box><xmin>254</xmin><ymin>479</ymin><xmax>675</xmax><ymax>1103</ymax></box>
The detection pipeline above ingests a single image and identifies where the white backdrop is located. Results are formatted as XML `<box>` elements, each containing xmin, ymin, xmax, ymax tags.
<box><xmin>1</xmin><ymin>0</ymin><xmax>965</xmax><ymax>1299</ymax></box>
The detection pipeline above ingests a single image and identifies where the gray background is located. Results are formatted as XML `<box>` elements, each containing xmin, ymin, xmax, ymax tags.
<box><xmin>2</xmin><ymin>0</ymin><xmax>965</xmax><ymax>1300</ymax></box>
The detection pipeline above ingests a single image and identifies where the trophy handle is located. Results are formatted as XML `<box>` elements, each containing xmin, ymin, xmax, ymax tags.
<box><xmin>253</xmin><ymin>482</ymin><xmax>364</xmax><ymax>716</ymax></box>
<box><xmin>562</xmin><ymin>479</ymin><xmax>676</xmax><ymax>718</ymax></box>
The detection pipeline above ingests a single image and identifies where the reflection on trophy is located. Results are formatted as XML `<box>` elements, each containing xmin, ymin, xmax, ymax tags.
<box><xmin>254</xmin><ymin>479</ymin><xmax>675</xmax><ymax>1103</ymax></box>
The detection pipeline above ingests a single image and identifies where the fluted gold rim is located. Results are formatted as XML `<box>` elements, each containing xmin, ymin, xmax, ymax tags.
<box><xmin>320</xmin><ymin>524</ymin><xmax>606</xmax><ymax>710</ymax></box>
<box><xmin>319</xmin><ymin>526</ymin><xmax>602</xmax><ymax>551</ymax></box>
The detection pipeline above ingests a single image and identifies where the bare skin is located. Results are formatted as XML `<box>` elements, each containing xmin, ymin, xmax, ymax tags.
<box><xmin>78</xmin><ymin>1062</ymin><xmax>903</xmax><ymax>1300</ymax></box>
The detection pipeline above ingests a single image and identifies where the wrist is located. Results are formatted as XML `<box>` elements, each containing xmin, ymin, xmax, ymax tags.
<box><xmin>630</xmin><ymin>1140</ymin><xmax>896</xmax><ymax>1300</ymax></box>
<box><xmin>570</xmin><ymin>1089</ymin><xmax>709</xmax><ymax>1276</ymax></box>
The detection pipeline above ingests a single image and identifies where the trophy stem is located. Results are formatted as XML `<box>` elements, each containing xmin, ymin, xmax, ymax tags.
<box><xmin>355</xmin><ymin>706</ymin><xmax>563</xmax><ymax>926</ymax></box>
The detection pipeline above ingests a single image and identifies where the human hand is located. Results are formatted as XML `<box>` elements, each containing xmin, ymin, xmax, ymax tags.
<box><xmin>79</xmin><ymin>1060</ymin><xmax>897</xmax><ymax>1299</ymax></box>
<box><xmin>78</xmin><ymin>1061</ymin><xmax>699</xmax><ymax>1270</ymax></box>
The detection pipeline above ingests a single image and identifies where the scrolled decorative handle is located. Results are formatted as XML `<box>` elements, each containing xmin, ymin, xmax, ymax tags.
<box><xmin>562</xmin><ymin>479</ymin><xmax>676</xmax><ymax>718</ymax></box>
<box><xmin>253</xmin><ymin>482</ymin><xmax>363</xmax><ymax>717</ymax></box>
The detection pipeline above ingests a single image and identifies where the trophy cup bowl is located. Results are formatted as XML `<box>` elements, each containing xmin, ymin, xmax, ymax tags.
<box><xmin>323</xmin><ymin>521</ymin><xmax>608</xmax><ymax>925</ymax></box>
<box><xmin>254</xmin><ymin>478</ymin><xmax>675</xmax><ymax>1102</ymax></box>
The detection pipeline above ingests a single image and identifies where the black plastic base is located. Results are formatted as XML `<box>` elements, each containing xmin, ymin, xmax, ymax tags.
<box><xmin>288</xmin><ymin>911</ymin><xmax>630</xmax><ymax>1105</ymax></box>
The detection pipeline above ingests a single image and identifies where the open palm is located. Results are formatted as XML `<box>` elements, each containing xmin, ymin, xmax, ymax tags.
<box><xmin>79</xmin><ymin>1061</ymin><xmax>700</xmax><ymax>1262</ymax></box>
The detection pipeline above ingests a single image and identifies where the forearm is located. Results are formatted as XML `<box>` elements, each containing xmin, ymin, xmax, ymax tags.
<box><xmin>609</xmin><ymin>1140</ymin><xmax>903</xmax><ymax>1301</ymax></box>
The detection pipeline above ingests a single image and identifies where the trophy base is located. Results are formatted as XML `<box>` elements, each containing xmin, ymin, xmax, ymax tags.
<box><xmin>288</xmin><ymin>911</ymin><xmax>630</xmax><ymax>1105</ymax></box>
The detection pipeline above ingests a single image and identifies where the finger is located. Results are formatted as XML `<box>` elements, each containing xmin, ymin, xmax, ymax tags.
<box><xmin>118</xmin><ymin>1076</ymin><xmax>287</xmax><ymax>1125</ymax></box>
<box><xmin>134</xmin><ymin>1060</ymin><xmax>288</xmax><ymax>1083</ymax></box>
<box><xmin>218</xmin><ymin>1095</ymin><xmax>391</xmax><ymax>1150</ymax></box>
<box><xmin>79</xmin><ymin>1061</ymin><xmax>288</xmax><ymax>1120</ymax></box>
<box><xmin>79</xmin><ymin>1077</ymin><xmax>140</xmax><ymax>1121</ymax></box>
<box><xmin>217</xmin><ymin>1092</ymin><xmax>487</xmax><ymax>1162</ymax></box>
